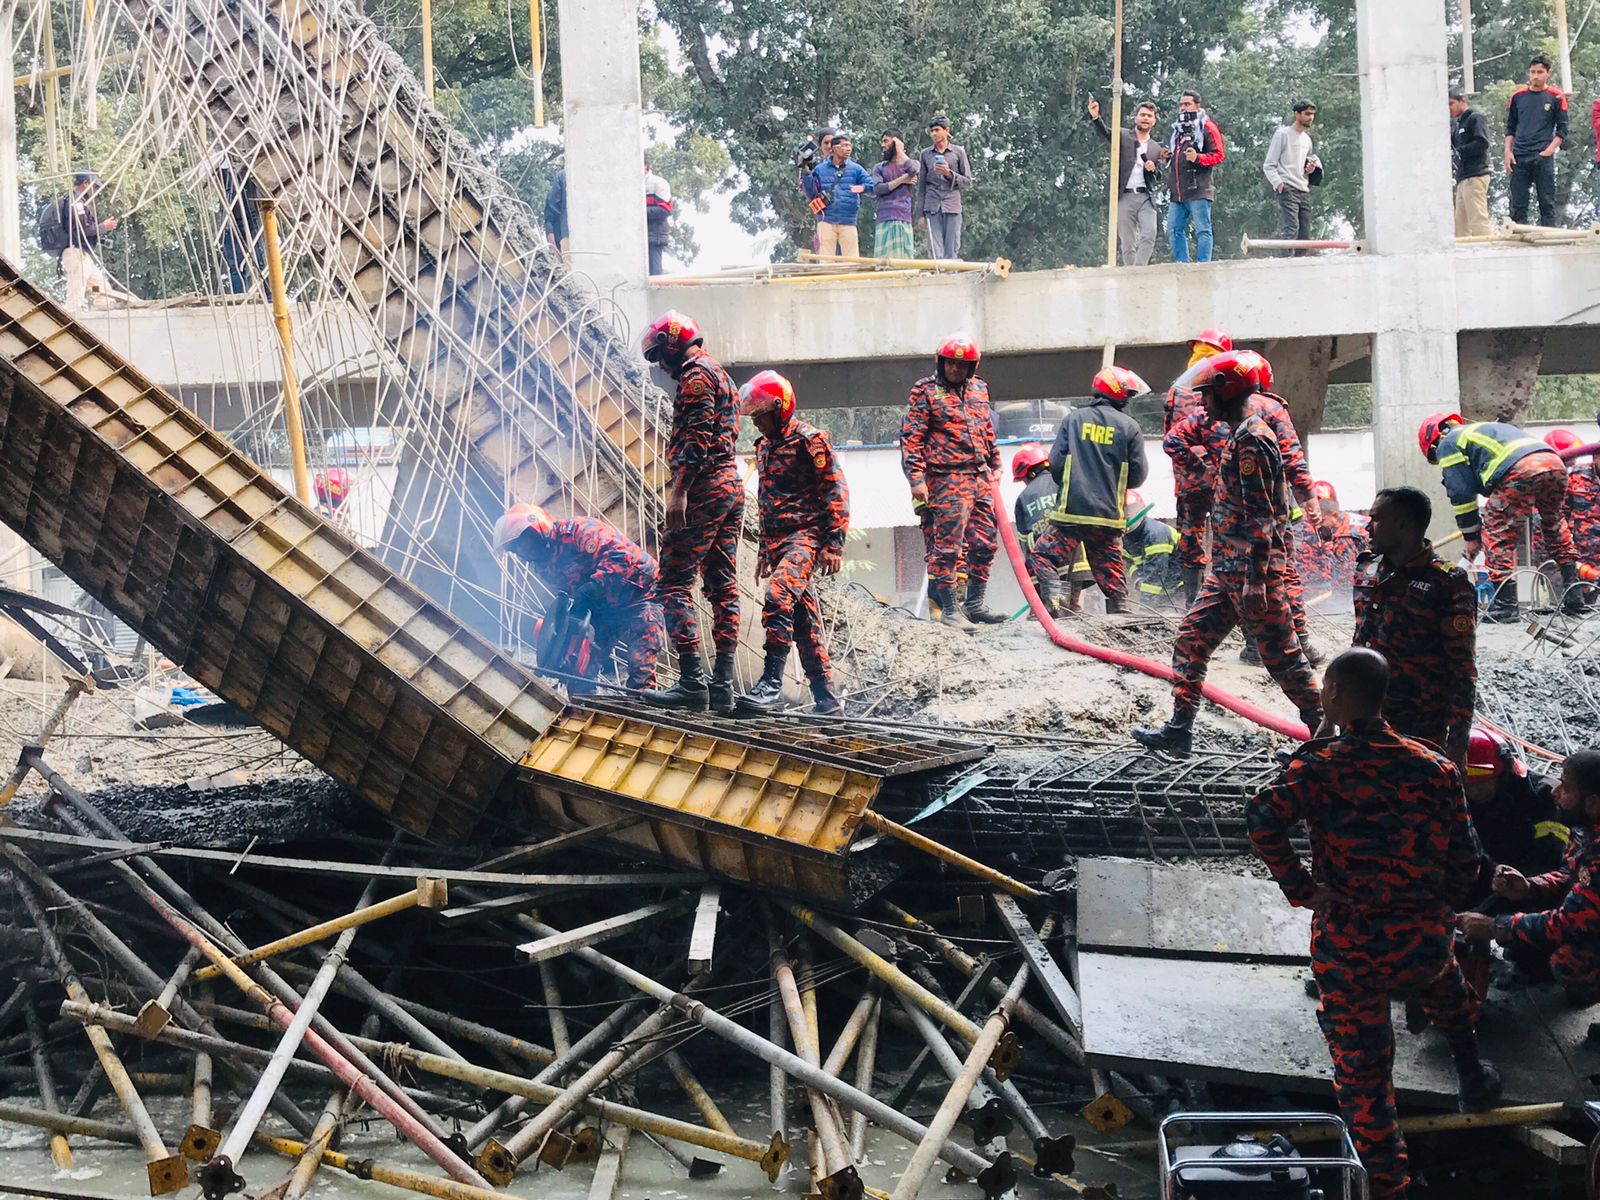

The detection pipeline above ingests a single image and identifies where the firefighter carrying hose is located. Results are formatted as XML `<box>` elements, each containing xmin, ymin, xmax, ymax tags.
<box><xmin>493</xmin><ymin>504</ymin><xmax>665</xmax><ymax>690</ymax></box>
<box><xmin>735</xmin><ymin>370</ymin><xmax>848</xmax><ymax>715</ymax></box>
<box><xmin>900</xmin><ymin>336</ymin><xmax>1005</xmax><ymax>628</ymax></box>
<box><xmin>1418</xmin><ymin>412</ymin><xmax>1585</xmax><ymax>621</ymax></box>
<box><xmin>1032</xmin><ymin>366</ymin><xmax>1150</xmax><ymax>615</ymax></box>
<box><xmin>640</xmin><ymin>310</ymin><xmax>745</xmax><ymax>711</ymax></box>
<box><xmin>1134</xmin><ymin>351</ymin><xmax>1322</xmax><ymax>755</ymax></box>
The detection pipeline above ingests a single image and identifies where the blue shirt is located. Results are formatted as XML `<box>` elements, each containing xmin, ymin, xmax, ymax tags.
<box><xmin>811</xmin><ymin>158</ymin><xmax>872</xmax><ymax>225</ymax></box>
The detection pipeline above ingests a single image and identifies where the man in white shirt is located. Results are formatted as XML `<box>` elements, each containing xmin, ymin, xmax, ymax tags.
<box><xmin>1087</xmin><ymin>97</ymin><xmax>1168</xmax><ymax>266</ymax></box>
<box><xmin>1263</xmin><ymin>100</ymin><xmax>1322</xmax><ymax>256</ymax></box>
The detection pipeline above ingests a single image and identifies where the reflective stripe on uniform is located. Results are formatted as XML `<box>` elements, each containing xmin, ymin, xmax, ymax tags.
<box><xmin>1455</xmin><ymin>423</ymin><xmax>1542</xmax><ymax>488</ymax></box>
<box><xmin>1051</xmin><ymin>459</ymin><xmax>1129</xmax><ymax>528</ymax></box>
<box><xmin>1534</xmin><ymin>820</ymin><xmax>1571</xmax><ymax>845</ymax></box>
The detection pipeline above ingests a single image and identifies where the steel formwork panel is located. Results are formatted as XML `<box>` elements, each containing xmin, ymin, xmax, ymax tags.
<box><xmin>0</xmin><ymin>264</ymin><xmax>563</xmax><ymax>842</ymax></box>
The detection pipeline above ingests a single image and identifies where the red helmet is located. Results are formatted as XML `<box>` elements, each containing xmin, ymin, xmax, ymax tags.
<box><xmin>936</xmin><ymin>335</ymin><xmax>980</xmax><ymax>366</ymax></box>
<box><xmin>1190</xmin><ymin>350</ymin><xmax>1272</xmax><ymax>405</ymax></box>
<box><xmin>1011</xmin><ymin>443</ymin><xmax>1049</xmax><ymax>481</ymax></box>
<box><xmin>1545</xmin><ymin>427</ymin><xmax>1582</xmax><ymax>455</ymax></box>
<box><xmin>314</xmin><ymin>467</ymin><xmax>350</xmax><ymax>509</ymax></box>
<box><xmin>1091</xmin><ymin>366</ymin><xmax>1151</xmax><ymax>405</ymax></box>
<box><xmin>641</xmin><ymin>310</ymin><xmax>703</xmax><ymax>362</ymax></box>
<box><xmin>1466</xmin><ymin>725</ymin><xmax>1525</xmax><ymax>781</ymax></box>
<box><xmin>1312</xmin><ymin>480</ymin><xmax>1337</xmax><ymax>504</ymax></box>
<box><xmin>1189</xmin><ymin>328</ymin><xmax>1233</xmax><ymax>355</ymax></box>
<box><xmin>739</xmin><ymin>370</ymin><xmax>796</xmax><ymax>422</ymax></box>
<box><xmin>492</xmin><ymin>503</ymin><xmax>555</xmax><ymax>556</ymax></box>
<box><xmin>1124</xmin><ymin>488</ymin><xmax>1152</xmax><ymax>529</ymax></box>
<box><xmin>1418</xmin><ymin>412</ymin><xmax>1463</xmax><ymax>463</ymax></box>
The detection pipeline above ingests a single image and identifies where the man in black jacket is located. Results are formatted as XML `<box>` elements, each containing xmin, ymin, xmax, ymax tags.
<box><xmin>1087</xmin><ymin>96</ymin><xmax>1170</xmax><ymax>266</ymax></box>
<box><xmin>1032</xmin><ymin>367</ymin><xmax>1150</xmax><ymax>614</ymax></box>
<box><xmin>1504</xmin><ymin>54</ymin><xmax>1567</xmax><ymax>228</ymax></box>
<box><xmin>1450</xmin><ymin>88</ymin><xmax>1492</xmax><ymax>236</ymax></box>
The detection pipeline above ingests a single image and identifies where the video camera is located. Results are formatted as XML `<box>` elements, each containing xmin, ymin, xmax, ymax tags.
<box><xmin>1173</xmin><ymin>109</ymin><xmax>1203</xmax><ymax>150</ymax></box>
<box><xmin>793</xmin><ymin>139</ymin><xmax>821</xmax><ymax>170</ymax></box>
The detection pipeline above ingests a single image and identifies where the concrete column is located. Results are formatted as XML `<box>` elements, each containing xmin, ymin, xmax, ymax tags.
<box><xmin>0</xmin><ymin>1</ymin><xmax>19</xmax><ymax>261</ymax></box>
<box><xmin>1458</xmin><ymin>330</ymin><xmax>1545</xmax><ymax>422</ymax></box>
<box><xmin>557</xmin><ymin>0</ymin><xmax>648</xmax><ymax>336</ymax></box>
<box><xmin>1357</xmin><ymin>0</ymin><xmax>1458</xmax><ymax>529</ymax></box>
<box><xmin>1263</xmin><ymin>336</ymin><xmax>1332</xmax><ymax>457</ymax></box>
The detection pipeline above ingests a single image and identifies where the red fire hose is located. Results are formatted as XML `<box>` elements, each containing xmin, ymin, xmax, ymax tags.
<box><xmin>1559</xmin><ymin>440</ymin><xmax>1600</xmax><ymax>462</ymax></box>
<box><xmin>990</xmin><ymin>477</ymin><xmax>1310</xmax><ymax>741</ymax></box>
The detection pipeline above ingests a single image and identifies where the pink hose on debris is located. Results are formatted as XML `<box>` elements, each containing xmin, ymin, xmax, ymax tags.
<box><xmin>990</xmin><ymin>477</ymin><xmax>1311</xmax><ymax>741</ymax></box>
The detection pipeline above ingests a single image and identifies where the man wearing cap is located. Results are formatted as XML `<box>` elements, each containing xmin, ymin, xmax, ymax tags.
<box><xmin>54</xmin><ymin>172</ymin><xmax>121</xmax><ymax>312</ymax></box>
<box><xmin>917</xmin><ymin>116</ymin><xmax>973</xmax><ymax>260</ymax></box>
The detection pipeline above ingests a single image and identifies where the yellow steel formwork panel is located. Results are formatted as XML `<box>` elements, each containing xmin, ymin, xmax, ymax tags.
<box><xmin>517</xmin><ymin>708</ymin><xmax>882</xmax><ymax>904</ymax></box>
<box><xmin>0</xmin><ymin>262</ymin><xmax>563</xmax><ymax>843</ymax></box>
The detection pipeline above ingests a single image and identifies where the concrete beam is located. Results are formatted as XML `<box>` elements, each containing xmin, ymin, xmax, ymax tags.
<box><xmin>1459</xmin><ymin>330</ymin><xmax>1546</xmax><ymax>422</ymax></box>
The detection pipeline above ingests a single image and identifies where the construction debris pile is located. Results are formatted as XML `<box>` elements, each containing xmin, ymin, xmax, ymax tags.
<box><xmin>0</xmin><ymin>737</ymin><xmax>1130</xmax><ymax>1200</ymax></box>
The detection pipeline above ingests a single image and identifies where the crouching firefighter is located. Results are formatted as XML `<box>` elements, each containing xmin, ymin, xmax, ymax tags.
<box><xmin>738</xmin><ymin>371</ymin><xmax>848</xmax><ymax>715</ymax></box>
<box><xmin>493</xmin><ymin>505</ymin><xmax>665</xmax><ymax>690</ymax></box>
<box><xmin>1121</xmin><ymin>489</ymin><xmax>1186</xmax><ymax>604</ymax></box>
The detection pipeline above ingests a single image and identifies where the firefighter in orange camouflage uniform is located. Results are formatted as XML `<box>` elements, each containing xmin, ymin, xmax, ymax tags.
<box><xmin>1460</xmin><ymin>749</ymin><xmax>1600</xmax><ymax>1007</ymax></box>
<box><xmin>736</xmin><ymin>370</ymin><xmax>848</xmax><ymax>715</ymax></box>
<box><xmin>639</xmin><ymin>310</ymin><xmax>744</xmax><ymax>712</ymax></box>
<box><xmin>900</xmin><ymin>335</ymin><xmax>1005</xmax><ymax>629</ymax></box>
<box><xmin>1134</xmin><ymin>351</ymin><xmax>1322</xmax><ymax>755</ymax></box>
<box><xmin>1163</xmin><ymin>327</ymin><xmax>1233</xmax><ymax>601</ymax></box>
<box><xmin>493</xmin><ymin>505</ymin><xmax>665</xmax><ymax>689</ymax></box>
<box><xmin>1250</xmin><ymin>648</ymin><xmax>1502</xmax><ymax>1200</ymax></box>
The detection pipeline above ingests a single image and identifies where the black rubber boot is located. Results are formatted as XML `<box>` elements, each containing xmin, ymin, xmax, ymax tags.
<box><xmin>1033</xmin><ymin>572</ymin><xmax>1062</xmax><ymax>620</ymax></box>
<box><xmin>1238</xmin><ymin>634</ymin><xmax>1261</xmax><ymax>666</ymax></box>
<box><xmin>810</xmin><ymin>678</ymin><xmax>843</xmax><ymax>716</ymax></box>
<box><xmin>1104</xmin><ymin>594</ymin><xmax>1130</xmax><ymax>615</ymax></box>
<box><xmin>1132</xmin><ymin>715</ymin><xmax>1194</xmax><ymax>756</ymax></box>
<box><xmin>963</xmin><ymin>579</ymin><xmax>1008</xmax><ymax>624</ymax></box>
<box><xmin>1484</xmin><ymin>579</ymin><xmax>1520</xmax><ymax>624</ymax></box>
<box><xmin>1301</xmin><ymin>639</ymin><xmax>1325</xmax><ymax>667</ymax></box>
<box><xmin>737</xmin><ymin>651</ymin><xmax>788</xmax><ymax>714</ymax></box>
<box><xmin>1181</xmin><ymin>566</ymin><xmax>1203</xmax><ymax>609</ymax></box>
<box><xmin>1560</xmin><ymin>563</ymin><xmax>1589</xmax><ymax>615</ymax></box>
<box><xmin>642</xmin><ymin>648</ymin><xmax>709</xmax><ymax>710</ymax></box>
<box><xmin>707</xmin><ymin>649</ymin><xmax>736</xmax><ymax>715</ymax></box>
<box><xmin>1448</xmin><ymin>1031</ymin><xmax>1503</xmax><ymax>1112</ymax></box>
<box><xmin>932</xmin><ymin>583</ymin><xmax>976</xmax><ymax>631</ymax></box>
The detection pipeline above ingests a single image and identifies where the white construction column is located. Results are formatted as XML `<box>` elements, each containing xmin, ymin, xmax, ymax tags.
<box><xmin>557</xmin><ymin>0</ymin><xmax>649</xmax><ymax>335</ymax></box>
<box><xmin>1357</xmin><ymin>0</ymin><xmax>1458</xmax><ymax>519</ymax></box>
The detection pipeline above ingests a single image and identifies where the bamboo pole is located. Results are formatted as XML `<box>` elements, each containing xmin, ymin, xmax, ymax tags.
<box><xmin>258</xmin><ymin>199</ymin><xmax>313</xmax><ymax>504</ymax></box>
<box><xmin>1460</xmin><ymin>0</ymin><xmax>1475</xmax><ymax>94</ymax></box>
<box><xmin>419</xmin><ymin>0</ymin><xmax>434</xmax><ymax>101</ymax></box>
<box><xmin>527</xmin><ymin>0</ymin><xmax>543</xmax><ymax>125</ymax></box>
<box><xmin>281</xmin><ymin>1088</ymin><xmax>348</xmax><ymax>1200</ymax></box>
<box><xmin>40</xmin><ymin>3</ymin><xmax>59</xmax><ymax>177</ymax></box>
<box><xmin>857</xmin><ymin>810</ymin><xmax>1043</xmax><ymax>898</ymax></box>
<box><xmin>796</xmin><ymin>249</ymin><xmax>1006</xmax><ymax>274</ymax></box>
<box><xmin>1105</xmin><ymin>0</ymin><xmax>1123</xmax><ymax>271</ymax></box>
<box><xmin>15</xmin><ymin>49</ymin><xmax>133</xmax><ymax>87</ymax></box>
<box><xmin>80</xmin><ymin>0</ymin><xmax>96</xmax><ymax>129</ymax></box>
<box><xmin>191</xmin><ymin>879</ymin><xmax>443</xmax><ymax>982</ymax></box>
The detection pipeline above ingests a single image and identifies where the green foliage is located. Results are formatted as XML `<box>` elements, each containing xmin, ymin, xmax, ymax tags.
<box><xmin>1529</xmin><ymin>374</ymin><xmax>1600</xmax><ymax>421</ymax></box>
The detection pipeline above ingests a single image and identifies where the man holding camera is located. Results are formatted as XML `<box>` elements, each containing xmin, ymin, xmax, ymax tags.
<box><xmin>1168</xmin><ymin>91</ymin><xmax>1225</xmax><ymax>264</ymax></box>
<box><xmin>810</xmin><ymin>133</ymin><xmax>872</xmax><ymax>258</ymax></box>
<box><xmin>871</xmin><ymin>132</ymin><xmax>920</xmax><ymax>259</ymax></box>
<box><xmin>1263</xmin><ymin>100</ymin><xmax>1322</xmax><ymax>255</ymax></box>
<box><xmin>918</xmin><ymin>115</ymin><xmax>973</xmax><ymax>260</ymax></box>
<box><xmin>1087</xmin><ymin>97</ymin><xmax>1169</xmax><ymax>267</ymax></box>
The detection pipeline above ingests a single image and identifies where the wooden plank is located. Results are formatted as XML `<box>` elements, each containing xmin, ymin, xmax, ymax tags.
<box><xmin>991</xmin><ymin>893</ymin><xmax>1082</xmax><ymax>1039</ymax></box>
<box><xmin>587</xmin><ymin>1123</ymin><xmax>631</xmax><ymax>1199</ymax></box>
<box><xmin>473</xmin><ymin>816</ymin><xmax>645</xmax><ymax>873</ymax></box>
<box><xmin>516</xmin><ymin>894</ymin><xmax>700</xmax><ymax>963</ymax></box>
<box><xmin>687</xmin><ymin>883</ymin><xmax>721</xmax><ymax>975</ymax></box>
<box><xmin>1514</xmin><ymin>1124</ymin><xmax>1586</xmax><ymax>1166</ymax></box>
<box><xmin>0</xmin><ymin>826</ymin><xmax>704</xmax><ymax>890</ymax></box>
